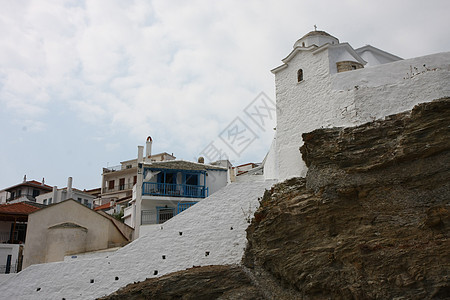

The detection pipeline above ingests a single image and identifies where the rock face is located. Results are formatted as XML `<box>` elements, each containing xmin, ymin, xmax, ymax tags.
<box><xmin>101</xmin><ymin>98</ymin><xmax>450</xmax><ymax>299</ymax></box>
<box><xmin>244</xmin><ymin>98</ymin><xmax>450</xmax><ymax>299</ymax></box>
<box><xmin>98</xmin><ymin>265</ymin><xmax>264</xmax><ymax>300</ymax></box>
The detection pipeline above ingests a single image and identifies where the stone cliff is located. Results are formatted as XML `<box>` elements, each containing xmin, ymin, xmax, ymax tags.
<box><xmin>101</xmin><ymin>98</ymin><xmax>450</xmax><ymax>299</ymax></box>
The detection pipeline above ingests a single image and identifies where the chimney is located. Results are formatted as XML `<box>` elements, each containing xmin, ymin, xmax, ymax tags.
<box><xmin>67</xmin><ymin>177</ymin><xmax>73</xmax><ymax>199</ymax></box>
<box><xmin>198</xmin><ymin>157</ymin><xmax>205</xmax><ymax>164</ymax></box>
<box><xmin>23</xmin><ymin>175</ymin><xmax>27</xmax><ymax>183</ymax></box>
<box><xmin>146</xmin><ymin>136</ymin><xmax>152</xmax><ymax>159</ymax></box>
<box><xmin>138</xmin><ymin>146</ymin><xmax>144</xmax><ymax>163</ymax></box>
<box><xmin>42</xmin><ymin>177</ymin><xmax>45</xmax><ymax>186</ymax></box>
<box><xmin>52</xmin><ymin>186</ymin><xmax>57</xmax><ymax>203</ymax></box>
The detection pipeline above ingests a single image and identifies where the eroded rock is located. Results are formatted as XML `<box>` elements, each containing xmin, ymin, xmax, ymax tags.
<box><xmin>244</xmin><ymin>98</ymin><xmax>450</xmax><ymax>299</ymax></box>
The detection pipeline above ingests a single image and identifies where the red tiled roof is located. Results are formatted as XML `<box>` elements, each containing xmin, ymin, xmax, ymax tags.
<box><xmin>94</xmin><ymin>202</ymin><xmax>112</xmax><ymax>211</ymax></box>
<box><xmin>0</xmin><ymin>202</ymin><xmax>42</xmax><ymax>215</ymax></box>
<box><xmin>27</xmin><ymin>180</ymin><xmax>52</xmax><ymax>189</ymax></box>
<box><xmin>4</xmin><ymin>180</ymin><xmax>53</xmax><ymax>192</ymax></box>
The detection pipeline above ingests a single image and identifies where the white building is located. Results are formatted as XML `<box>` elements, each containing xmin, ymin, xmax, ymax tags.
<box><xmin>124</xmin><ymin>138</ymin><xmax>229</xmax><ymax>238</ymax></box>
<box><xmin>265</xmin><ymin>30</ymin><xmax>450</xmax><ymax>180</ymax></box>
<box><xmin>0</xmin><ymin>178</ymin><xmax>52</xmax><ymax>204</ymax></box>
<box><xmin>97</xmin><ymin>137</ymin><xmax>176</xmax><ymax>212</ymax></box>
<box><xmin>35</xmin><ymin>177</ymin><xmax>95</xmax><ymax>209</ymax></box>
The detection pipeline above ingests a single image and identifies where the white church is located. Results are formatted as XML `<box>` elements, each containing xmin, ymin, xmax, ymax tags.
<box><xmin>0</xmin><ymin>30</ymin><xmax>448</xmax><ymax>299</ymax></box>
<box><xmin>263</xmin><ymin>29</ymin><xmax>450</xmax><ymax>180</ymax></box>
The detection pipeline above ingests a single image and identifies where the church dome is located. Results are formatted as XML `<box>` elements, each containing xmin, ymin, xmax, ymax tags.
<box><xmin>294</xmin><ymin>30</ymin><xmax>339</xmax><ymax>48</ymax></box>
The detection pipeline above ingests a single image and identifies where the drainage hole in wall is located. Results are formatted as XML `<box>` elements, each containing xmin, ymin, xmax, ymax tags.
<box><xmin>179</xmin><ymin>232</ymin><xmax>182</xmax><ymax>236</ymax></box>
<box><xmin>230</xmin><ymin>227</ymin><xmax>233</xmax><ymax>230</ymax></box>
<box><xmin>162</xmin><ymin>255</ymin><xmax>166</xmax><ymax>259</ymax></box>
<box><xmin>90</xmin><ymin>279</ymin><xmax>94</xmax><ymax>283</ymax></box>
<box><xmin>36</xmin><ymin>288</ymin><xmax>41</xmax><ymax>292</ymax></box>
<box><xmin>154</xmin><ymin>270</ymin><xmax>158</xmax><ymax>275</ymax></box>
<box><xmin>115</xmin><ymin>276</ymin><xmax>119</xmax><ymax>281</ymax></box>
<box><xmin>205</xmin><ymin>251</ymin><xmax>210</xmax><ymax>257</ymax></box>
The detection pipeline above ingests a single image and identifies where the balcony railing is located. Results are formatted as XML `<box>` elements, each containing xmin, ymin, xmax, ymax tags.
<box><xmin>142</xmin><ymin>182</ymin><xmax>207</xmax><ymax>198</ymax></box>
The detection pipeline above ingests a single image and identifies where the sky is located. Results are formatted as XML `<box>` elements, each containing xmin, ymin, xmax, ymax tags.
<box><xmin>0</xmin><ymin>0</ymin><xmax>449</xmax><ymax>190</ymax></box>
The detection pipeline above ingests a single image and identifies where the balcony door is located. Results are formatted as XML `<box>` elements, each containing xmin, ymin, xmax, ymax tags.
<box><xmin>157</xmin><ymin>172</ymin><xmax>177</xmax><ymax>195</ymax></box>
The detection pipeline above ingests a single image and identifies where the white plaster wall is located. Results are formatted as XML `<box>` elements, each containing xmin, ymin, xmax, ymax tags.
<box><xmin>275</xmin><ymin>50</ymin><xmax>450</xmax><ymax>180</ymax></box>
<box><xmin>0</xmin><ymin>244</ymin><xmax>21</xmax><ymax>273</ymax></box>
<box><xmin>235</xmin><ymin>174</ymin><xmax>265</xmax><ymax>182</ymax></box>
<box><xmin>36</xmin><ymin>190</ymin><xmax>95</xmax><ymax>207</ymax></box>
<box><xmin>64</xmin><ymin>247</ymin><xmax>119</xmax><ymax>262</ymax></box>
<box><xmin>357</xmin><ymin>48</ymin><xmax>401</xmax><ymax>67</ymax></box>
<box><xmin>275</xmin><ymin>48</ymin><xmax>340</xmax><ymax>180</ymax></box>
<box><xmin>23</xmin><ymin>200</ymin><xmax>128</xmax><ymax>269</ymax></box>
<box><xmin>0</xmin><ymin>180</ymin><xmax>275</xmax><ymax>299</ymax></box>
<box><xmin>0</xmin><ymin>274</ymin><xmax>12</xmax><ymax>284</ymax></box>
<box><xmin>295</xmin><ymin>35</ymin><xmax>338</xmax><ymax>48</ymax></box>
<box><xmin>263</xmin><ymin>137</ymin><xmax>278</xmax><ymax>180</ymax></box>
<box><xmin>0</xmin><ymin>191</ymin><xmax>8</xmax><ymax>204</ymax></box>
<box><xmin>206</xmin><ymin>170</ymin><xmax>227</xmax><ymax>195</ymax></box>
<box><xmin>327</xmin><ymin>45</ymin><xmax>362</xmax><ymax>74</ymax></box>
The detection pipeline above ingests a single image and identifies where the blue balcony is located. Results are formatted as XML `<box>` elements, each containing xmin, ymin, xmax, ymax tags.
<box><xmin>142</xmin><ymin>182</ymin><xmax>208</xmax><ymax>198</ymax></box>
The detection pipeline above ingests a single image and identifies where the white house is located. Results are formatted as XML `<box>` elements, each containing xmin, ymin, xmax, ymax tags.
<box><xmin>124</xmin><ymin>138</ymin><xmax>229</xmax><ymax>238</ymax></box>
<box><xmin>35</xmin><ymin>177</ymin><xmax>95</xmax><ymax>209</ymax></box>
<box><xmin>265</xmin><ymin>29</ymin><xmax>450</xmax><ymax>180</ymax></box>
<box><xmin>97</xmin><ymin>137</ymin><xmax>176</xmax><ymax>213</ymax></box>
<box><xmin>0</xmin><ymin>177</ymin><xmax>53</xmax><ymax>204</ymax></box>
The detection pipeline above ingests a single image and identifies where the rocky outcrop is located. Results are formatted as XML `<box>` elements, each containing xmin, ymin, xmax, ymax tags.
<box><xmin>244</xmin><ymin>98</ymin><xmax>450</xmax><ymax>299</ymax></box>
<box><xmin>98</xmin><ymin>265</ymin><xmax>264</xmax><ymax>300</ymax></box>
<box><xmin>101</xmin><ymin>98</ymin><xmax>450</xmax><ymax>299</ymax></box>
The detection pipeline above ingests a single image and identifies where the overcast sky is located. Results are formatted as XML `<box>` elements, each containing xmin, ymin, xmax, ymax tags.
<box><xmin>1</xmin><ymin>0</ymin><xmax>449</xmax><ymax>190</ymax></box>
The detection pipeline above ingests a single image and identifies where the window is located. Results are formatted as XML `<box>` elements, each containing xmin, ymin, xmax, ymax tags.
<box><xmin>84</xmin><ymin>199</ymin><xmax>89</xmax><ymax>206</ymax></box>
<box><xmin>77</xmin><ymin>198</ymin><xmax>82</xmax><ymax>203</ymax></box>
<box><xmin>302</xmin><ymin>42</ymin><xmax>305</xmax><ymax>47</ymax></box>
<box><xmin>119</xmin><ymin>178</ymin><xmax>125</xmax><ymax>190</ymax></box>
<box><xmin>297</xmin><ymin>69</ymin><xmax>304</xmax><ymax>82</ymax></box>
<box><xmin>10</xmin><ymin>223</ymin><xmax>27</xmax><ymax>243</ymax></box>
<box><xmin>48</xmin><ymin>197</ymin><xmax>52</xmax><ymax>204</ymax></box>
<box><xmin>185</xmin><ymin>174</ymin><xmax>199</xmax><ymax>186</ymax></box>
<box><xmin>32</xmin><ymin>189</ymin><xmax>40</xmax><ymax>197</ymax></box>
<box><xmin>157</xmin><ymin>172</ymin><xmax>176</xmax><ymax>184</ymax></box>
<box><xmin>108</xmin><ymin>180</ymin><xmax>115</xmax><ymax>190</ymax></box>
<box><xmin>126</xmin><ymin>165</ymin><xmax>132</xmax><ymax>169</ymax></box>
<box><xmin>43</xmin><ymin>199</ymin><xmax>47</xmax><ymax>205</ymax></box>
<box><xmin>133</xmin><ymin>176</ymin><xmax>137</xmax><ymax>185</ymax></box>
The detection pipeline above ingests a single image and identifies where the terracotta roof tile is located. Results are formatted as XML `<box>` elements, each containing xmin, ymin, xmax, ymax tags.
<box><xmin>94</xmin><ymin>202</ymin><xmax>112</xmax><ymax>211</ymax></box>
<box><xmin>0</xmin><ymin>202</ymin><xmax>42</xmax><ymax>215</ymax></box>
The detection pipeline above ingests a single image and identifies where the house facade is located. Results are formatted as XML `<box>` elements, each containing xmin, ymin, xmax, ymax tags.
<box><xmin>35</xmin><ymin>177</ymin><xmax>95</xmax><ymax>208</ymax></box>
<box><xmin>0</xmin><ymin>201</ymin><xmax>44</xmax><ymax>273</ymax></box>
<box><xmin>265</xmin><ymin>30</ymin><xmax>450</xmax><ymax>180</ymax></box>
<box><xmin>124</xmin><ymin>140</ymin><xmax>229</xmax><ymax>238</ymax></box>
<box><xmin>97</xmin><ymin>137</ymin><xmax>176</xmax><ymax>212</ymax></box>
<box><xmin>0</xmin><ymin>177</ymin><xmax>52</xmax><ymax>204</ymax></box>
<box><xmin>22</xmin><ymin>200</ymin><xmax>133</xmax><ymax>269</ymax></box>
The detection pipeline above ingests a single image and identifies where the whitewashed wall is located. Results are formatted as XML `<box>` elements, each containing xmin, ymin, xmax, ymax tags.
<box><xmin>206</xmin><ymin>169</ymin><xmax>228</xmax><ymax>195</ymax></box>
<box><xmin>273</xmin><ymin>50</ymin><xmax>450</xmax><ymax>180</ymax></box>
<box><xmin>0</xmin><ymin>180</ymin><xmax>275</xmax><ymax>300</ymax></box>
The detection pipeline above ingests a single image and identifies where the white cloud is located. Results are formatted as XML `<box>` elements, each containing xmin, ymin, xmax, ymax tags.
<box><xmin>0</xmin><ymin>0</ymin><xmax>449</xmax><ymax>188</ymax></box>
